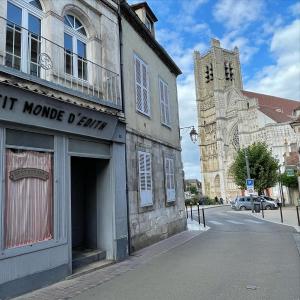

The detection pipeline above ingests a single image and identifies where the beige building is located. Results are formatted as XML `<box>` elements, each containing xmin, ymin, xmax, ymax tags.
<box><xmin>120</xmin><ymin>1</ymin><xmax>186</xmax><ymax>251</ymax></box>
<box><xmin>194</xmin><ymin>39</ymin><xmax>299</xmax><ymax>201</ymax></box>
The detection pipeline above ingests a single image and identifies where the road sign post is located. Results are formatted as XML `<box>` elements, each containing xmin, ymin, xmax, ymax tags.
<box><xmin>246</xmin><ymin>178</ymin><xmax>254</xmax><ymax>212</ymax></box>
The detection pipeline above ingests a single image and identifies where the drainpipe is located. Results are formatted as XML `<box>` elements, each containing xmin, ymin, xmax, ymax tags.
<box><xmin>118</xmin><ymin>1</ymin><xmax>131</xmax><ymax>255</ymax></box>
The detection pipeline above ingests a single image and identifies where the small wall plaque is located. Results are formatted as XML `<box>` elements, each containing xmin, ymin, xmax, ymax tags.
<box><xmin>9</xmin><ymin>168</ymin><xmax>49</xmax><ymax>181</ymax></box>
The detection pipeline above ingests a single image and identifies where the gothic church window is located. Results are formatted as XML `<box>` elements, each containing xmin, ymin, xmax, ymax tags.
<box><xmin>224</xmin><ymin>61</ymin><xmax>234</xmax><ymax>81</ymax></box>
<box><xmin>232</xmin><ymin>126</ymin><xmax>240</xmax><ymax>150</ymax></box>
<box><xmin>205</xmin><ymin>63</ymin><xmax>213</xmax><ymax>83</ymax></box>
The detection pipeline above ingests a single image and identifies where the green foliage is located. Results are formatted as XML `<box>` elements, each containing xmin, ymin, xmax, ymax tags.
<box><xmin>188</xmin><ymin>186</ymin><xmax>199</xmax><ymax>195</ymax></box>
<box><xmin>280</xmin><ymin>173</ymin><xmax>298</xmax><ymax>188</ymax></box>
<box><xmin>230</xmin><ymin>142</ymin><xmax>280</xmax><ymax>194</ymax></box>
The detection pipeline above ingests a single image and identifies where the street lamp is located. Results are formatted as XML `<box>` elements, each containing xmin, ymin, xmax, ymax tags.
<box><xmin>180</xmin><ymin>126</ymin><xmax>198</xmax><ymax>143</ymax></box>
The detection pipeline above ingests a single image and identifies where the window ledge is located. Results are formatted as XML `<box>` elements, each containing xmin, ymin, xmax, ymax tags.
<box><xmin>161</xmin><ymin>122</ymin><xmax>172</xmax><ymax>130</ymax></box>
<box><xmin>0</xmin><ymin>239</ymin><xmax>68</xmax><ymax>260</ymax></box>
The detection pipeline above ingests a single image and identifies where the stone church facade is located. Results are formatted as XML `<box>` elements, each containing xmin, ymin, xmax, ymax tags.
<box><xmin>194</xmin><ymin>39</ymin><xmax>299</xmax><ymax>201</ymax></box>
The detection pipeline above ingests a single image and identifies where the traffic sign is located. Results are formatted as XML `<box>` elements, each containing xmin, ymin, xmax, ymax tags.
<box><xmin>286</xmin><ymin>169</ymin><xmax>294</xmax><ymax>177</ymax></box>
<box><xmin>246</xmin><ymin>179</ymin><xmax>254</xmax><ymax>188</ymax></box>
<box><xmin>246</xmin><ymin>179</ymin><xmax>254</xmax><ymax>194</ymax></box>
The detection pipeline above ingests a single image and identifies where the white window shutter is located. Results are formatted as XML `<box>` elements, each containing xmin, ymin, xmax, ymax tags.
<box><xmin>135</xmin><ymin>57</ymin><xmax>143</xmax><ymax>112</ymax></box>
<box><xmin>142</xmin><ymin>63</ymin><xmax>149</xmax><ymax>115</ymax></box>
<box><xmin>135</xmin><ymin>55</ymin><xmax>150</xmax><ymax>116</ymax></box>
<box><xmin>164</xmin><ymin>84</ymin><xmax>170</xmax><ymax>125</ymax></box>
<box><xmin>165</xmin><ymin>158</ymin><xmax>175</xmax><ymax>202</ymax></box>
<box><xmin>138</xmin><ymin>151</ymin><xmax>153</xmax><ymax>206</ymax></box>
<box><xmin>159</xmin><ymin>79</ymin><xmax>170</xmax><ymax>126</ymax></box>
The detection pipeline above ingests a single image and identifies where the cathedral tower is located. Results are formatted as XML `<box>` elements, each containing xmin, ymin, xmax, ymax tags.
<box><xmin>194</xmin><ymin>39</ymin><xmax>243</xmax><ymax>199</ymax></box>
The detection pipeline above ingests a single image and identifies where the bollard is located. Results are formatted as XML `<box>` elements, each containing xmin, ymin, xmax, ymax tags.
<box><xmin>279</xmin><ymin>205</ymin><xmax>283</xmax><ymax>223</ymax></box>
<box><xmin>261</xmin><ymin>202</ymin><xmax>264</xmax><ymax>218</ymax></box>
<box><xmin>202</xmin><ymin>208</ymin><xmax>206</xmax><ymax>227</ymax></box>
<box><xmin>197</xmin><ymin>204</ymin><xmax>200</xmax><ymax>224</ymax></box>
<box><xmin>185</xmin><ymin>205</ymin><xmax>188</xmax><ymax>219</ymax></box>
<box><xmin>296</xmin><ymin>206</ymin><xmax>300</xmax><ymax>227</ymax></box>
<box><xmin>190</xmin><ymin>205</ymin><xmax>193</xmax><ymax>220</ymax></box>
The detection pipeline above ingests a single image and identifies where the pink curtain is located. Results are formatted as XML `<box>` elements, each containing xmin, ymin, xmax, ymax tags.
<box><xmin>5</xmin><ymin>150</ymin><xmax>53</xmax><ymax>249</ymax></box>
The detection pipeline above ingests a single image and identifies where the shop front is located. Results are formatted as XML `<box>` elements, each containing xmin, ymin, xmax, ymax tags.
<box><xmin>0</xmin><ymin>82</ymin><xmax>128</xmax><ymax>298</ymax></box>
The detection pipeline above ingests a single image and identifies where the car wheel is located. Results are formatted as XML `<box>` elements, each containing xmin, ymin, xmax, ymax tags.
<box><xmin>240</xmin><ymin>206</ymin><xmax>246</xmax><ymax>211</ymax></box>
<box><xmin>265</xmin><ymin>205</ymin><xmax>271</xmax><ymax>210</ymax></box>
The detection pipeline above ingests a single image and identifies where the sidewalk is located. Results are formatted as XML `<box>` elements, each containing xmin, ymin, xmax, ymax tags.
<box><xmin>241</xmin><ymin>206</ymin><xmax>300</xmax><ymax>232</ymax></box>
<box><xmin>13</xmin><ymin>228</ymin><xmax>205</xmax><ymax>300</ymax></box>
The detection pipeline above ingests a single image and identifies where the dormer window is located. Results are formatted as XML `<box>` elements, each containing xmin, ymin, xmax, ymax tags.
<box><xmin>131</xmin><ymin>2</ymin><xmax>158</xmax><ymax>37</ymax></box>
<box><xmin>145</xmin><ymin>16</ymin><xmax>152</xmax><ymax>31</ymax></box>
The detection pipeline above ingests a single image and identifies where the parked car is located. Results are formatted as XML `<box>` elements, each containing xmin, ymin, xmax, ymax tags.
<box><xmin>232</xmin><ymin>196</ymin><xmax>278</xmax><ymax>210</ymax></box>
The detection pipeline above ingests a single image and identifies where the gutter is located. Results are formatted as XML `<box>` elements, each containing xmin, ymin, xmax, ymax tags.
<box><xmin>118</xmin><ymin>2</ymin><xmax>132</xmax><ymax>256</ymax></box>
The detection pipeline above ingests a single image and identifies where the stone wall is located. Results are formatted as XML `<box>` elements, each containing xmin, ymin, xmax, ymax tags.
<box><xmin>126</xmin><ymin>132</ymin><xmax>186</xmax><ymax>252</ymax></box>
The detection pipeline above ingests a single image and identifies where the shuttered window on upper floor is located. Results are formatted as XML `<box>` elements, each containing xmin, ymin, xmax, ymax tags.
<box><xmin>134</xmin><ymin>55</ymin><xmax>150</xmax><ymax>116</ymax></box>
<box><xmin>138</xmin><ymin>151</ymin><xmax>153</xmax><ymax>206</ymax></box>
<box><xmin>159</xmin><ymin>79</ymin><xmax>170</xmax><ymax>126</ymax></box>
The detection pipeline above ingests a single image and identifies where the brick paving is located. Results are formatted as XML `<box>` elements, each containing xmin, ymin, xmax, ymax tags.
<box><xmin>14</xmin><ymin>229</ymin><xmax>203</xmax><ymax>300</ymax></box>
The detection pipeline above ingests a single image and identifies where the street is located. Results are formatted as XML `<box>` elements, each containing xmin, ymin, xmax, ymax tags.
<box><xmin>15</xmin><ymin>206</ymin><xmax>300</xmax><ymax>300</ymax></box>
<box><xmin>68</xmin><ymin>206</ymin><xmax>300</xmax><ymax>300</ymax></box>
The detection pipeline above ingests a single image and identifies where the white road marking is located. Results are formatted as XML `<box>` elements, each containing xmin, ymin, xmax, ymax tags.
<box><xmin>244</xmin><ymin>219</ymin><xmax>264</xmax><ymax>224</ymax></box>
<box><xmin>226</xmin><ymin>220</ymin><xmax>244</xmax><ymax>224</ymax></box>
<box><xmin>209</xmin><ymin>221</ymin><xmax>224</xmax><ymax>225</ymax></box>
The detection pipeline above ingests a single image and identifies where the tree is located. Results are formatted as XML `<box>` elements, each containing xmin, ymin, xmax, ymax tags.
<box><xmin>230</xmin><ymin>142</ymin><xmax>280</xmax><ymax>194</ymax></box>
<box><xmin>188</xmin><ymin>186</ymin><xmax>199</xmax><ymax>195</ymax></box>
<box><xmin>280</xmin><ymin>173</ymin><xmax>298</xmax><ymax>188</ymax></box>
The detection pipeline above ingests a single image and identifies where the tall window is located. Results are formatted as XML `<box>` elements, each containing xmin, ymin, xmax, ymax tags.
<box><xmin>5</xmin><ymin>0</ymin><xmax>42</xmax><ymax>76</ymax></box>
<box><xmin>159</xmin><ymin>79</ymin><xmax>170</xmax><ymax>126</ymax></box>
<box><xmin>138</xmin><ymin>151</ymin><xmax>153</xmax><ymax>206</ymax></box>
<box><xmin>134</xmin><ymin>55</ymin><xmax>150</xmax><ymax>116</ymax></box>
<box><xmin>165</xmin><ymin>157</ymin><xmax>175</xmax><ymax>202</ymax></box>
<box><xmin>64</xmin><ymin>14</ymin><xmax>87</xmax><ymax>80</ymax></box>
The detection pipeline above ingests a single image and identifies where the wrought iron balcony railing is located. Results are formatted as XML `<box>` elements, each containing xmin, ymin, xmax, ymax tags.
<box><xmin>0</xmin><ymin>17</ymin><xmax>121</xmax><ymax>108</ymax></box>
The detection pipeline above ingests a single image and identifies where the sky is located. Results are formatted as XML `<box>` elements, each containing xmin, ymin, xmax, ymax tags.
<box><xmin>128</xmin><ymin>0</ymin><xmax>300</xmax><ymax>180</ymax></box>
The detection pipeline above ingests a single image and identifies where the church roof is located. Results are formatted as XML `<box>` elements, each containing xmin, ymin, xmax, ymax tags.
<box><xmin>242</xmin><ymin>90</ymin><xmax>300</xmax><ymax>123</ymax></box>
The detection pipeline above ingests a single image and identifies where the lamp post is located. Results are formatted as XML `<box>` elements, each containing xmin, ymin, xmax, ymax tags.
<box><xmin>180</xmin><ymin>126</ymin><xmax>198</xmax><ymax>143</ymax></box>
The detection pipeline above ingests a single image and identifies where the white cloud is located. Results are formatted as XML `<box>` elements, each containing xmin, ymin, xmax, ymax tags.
<box><xmin>213</xmin><ymin>0</ymin><xmax>264</xmax><ymax>30</ymax></box>
<box><xmin>221</xmin><ymin>33</ymin><xmax>258</xmax><ymax>63</ymax></box>
<box><xmin>289</xmin><ymin>2</ymin><xmax>300</xmax><ymax>16</ymax></box>
<box><xmin>246</xmin><ymin>19</ymin><xmax>300</xmax><ymax>100</ymax></box>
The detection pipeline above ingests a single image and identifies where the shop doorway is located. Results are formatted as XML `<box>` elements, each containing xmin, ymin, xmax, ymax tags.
<box><xmin>71</xmin><ymin>156</ymin><xmax>109</xmax><ymax>268</ymax></box>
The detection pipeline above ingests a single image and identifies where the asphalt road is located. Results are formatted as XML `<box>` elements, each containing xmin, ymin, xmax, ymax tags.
<box><xmin>73</xmin><ymin>207</ymin><xmax>300</xmax><ymax>300</ymax></box>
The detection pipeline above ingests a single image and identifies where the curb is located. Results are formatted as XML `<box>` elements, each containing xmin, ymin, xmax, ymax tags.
<box><xmin>233</xmin><ymin>210</ymin><xmax>300</xmax><ymax>233</ymax></box>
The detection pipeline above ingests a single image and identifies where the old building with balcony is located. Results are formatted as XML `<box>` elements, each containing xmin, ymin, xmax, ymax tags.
<box><xmin>120</xmin><ymin>1</ymin><xmax>186</xmax><ymax>252</ymax></box>
<box><xmin>0</xmin><ymin>0</ymin><xmax>127</xmax><ymax>298</ymax></box>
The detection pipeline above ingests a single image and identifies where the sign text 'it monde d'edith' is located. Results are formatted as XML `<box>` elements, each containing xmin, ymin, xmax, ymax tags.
<box><xmin>0</xmin><ymin>94</ymin><xmax>107</xmax><ymax>131</ymax></box>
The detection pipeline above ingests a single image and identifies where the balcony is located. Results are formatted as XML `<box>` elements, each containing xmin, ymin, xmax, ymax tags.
<box><xmin>0</xmin><ymin>17</ymin><xmax>121</xmax><ymax>109</ymax></box>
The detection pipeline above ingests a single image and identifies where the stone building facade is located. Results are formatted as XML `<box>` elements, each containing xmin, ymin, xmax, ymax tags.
<box><xmin>194</xmin><ymin>39</ymin><xmax>299</xmax><ymax>201</ymax></box>
<box><xmin>0</xmin><ymin>0</ymin><xmax>128</xmax><ymax>298</ymax></box>
<box><xmin>120</xmin><ymin>1</ymin><xmax>186</xmax><ymax>252</ymax></box>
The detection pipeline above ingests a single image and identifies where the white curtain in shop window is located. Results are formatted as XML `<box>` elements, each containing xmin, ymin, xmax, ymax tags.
<box><xmin>5</xmin><ymin>150</ymin><xmax>53</xmax><ymax>248</ymax></box>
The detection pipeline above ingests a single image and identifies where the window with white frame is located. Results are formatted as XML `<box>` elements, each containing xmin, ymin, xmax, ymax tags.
<box><xmin>64</xmin><ymin>14</ymin><xmax>87</xmax><ymax>80</ymax></box>
<box><xmin>134</xmin><ymin>55</ymin><xmax>150</xmax><ymax>116</ymax></box>
<box><xmin>165</xmin><ymin>157</ymin><xmax>175</xmax><ymax>202</ymax></box>
<box><xmin>5</xmin><ymin>0</ymin><xmax>43</xmax><ymax>76</ymax></box>
<box><xmin>159</xmin><ymin>78</ymin><xmax>170</xmax><ymax>126</ymax></box>
<box><xmin>138</xmin><ymin>151</ymin><xmax>153</xmax><ymax>206</ymax></box>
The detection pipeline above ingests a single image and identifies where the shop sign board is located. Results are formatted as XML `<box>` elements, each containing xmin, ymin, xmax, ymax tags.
<box><xmin>0</xmin><ymin>83</ymin><xmax>119</xmax><ymax>141</ymax></box>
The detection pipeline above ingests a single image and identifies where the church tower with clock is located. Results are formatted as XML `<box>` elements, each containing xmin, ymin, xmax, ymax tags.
<box><xmin>194</xmin><ymin>39</ymin><xmax>243</xmax><ymax>199</ymax></box>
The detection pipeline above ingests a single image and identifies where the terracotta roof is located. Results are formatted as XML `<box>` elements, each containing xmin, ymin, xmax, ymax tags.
<box><xmin>284</xmin><ymin>152</ymin><xmax>299</xmax><ymax>166</ymax></box>
<box><xmin>242</xmin><ymin>90</ymin><xmax>300</xmax><ymax>123</ymax></box>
